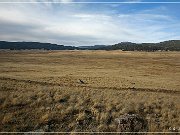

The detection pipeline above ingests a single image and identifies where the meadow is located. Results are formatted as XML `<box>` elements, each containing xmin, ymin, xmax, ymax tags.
<box><xmin>0</xmin><ymin>50</ymin><xmax>179</xmax><ymax>133</ymax></box>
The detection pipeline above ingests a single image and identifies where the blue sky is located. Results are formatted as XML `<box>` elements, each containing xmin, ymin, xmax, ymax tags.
<box><xmin>0</xmin><ymin>0</ymin><xmax>180</xmax><ymax>46</ymax></box>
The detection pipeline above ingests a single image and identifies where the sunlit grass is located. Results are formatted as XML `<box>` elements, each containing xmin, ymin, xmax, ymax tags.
<box><xmin>0</xmin><ymin>50</ymin><xmax>179</xmax><ymax>132</ymax></box>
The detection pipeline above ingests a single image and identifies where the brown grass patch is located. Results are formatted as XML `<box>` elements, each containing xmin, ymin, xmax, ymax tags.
<box><xmin>0</xmin><ymin>50</ymin><xmax>179</xmax><ymax>132</ymax></box>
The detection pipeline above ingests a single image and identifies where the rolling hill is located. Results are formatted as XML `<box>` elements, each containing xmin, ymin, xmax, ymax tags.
<box><xmin>0</xmin><ymin>41</ymin><xmax>77</xmax><ymax>50</ymax></box>
<box><xmin>0</xmin><ymin>40</ymin><xmax>180</xmax><ymax>51</ymax></box>
<box><xmin>97</xmin><ymin>40</ymin><xmax>180</xmax><ymax>51</ymax></box>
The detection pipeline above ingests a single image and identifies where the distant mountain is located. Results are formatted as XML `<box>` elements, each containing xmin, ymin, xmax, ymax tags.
<box><xmin>0</xmin><ymin>40</ymin><xmax>180</xmax><ymax>51</ymax></box>
<box><xmin>0</xmin><ymin>41</ymin><xmax>78</xmax><ymax>50</ymax></box>
<box><xmin>79</xmin><ymin>45</ymin><xmax>107</xmax><ymax>50</ymax></box>
<box><xmin>97</xmin><ymin>40</ymin><xmax>180</xmax><ymax>51</ymax></box>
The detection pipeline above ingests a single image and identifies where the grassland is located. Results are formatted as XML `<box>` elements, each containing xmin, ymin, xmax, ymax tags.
<box><xmin>0</xmin><ymin>50</ymin><xmax>179</xmax><ymax>133</ymax></box>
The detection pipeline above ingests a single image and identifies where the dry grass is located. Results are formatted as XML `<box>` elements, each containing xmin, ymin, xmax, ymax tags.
<box><xmin>0</xmin><ymin>50</ymin><xmax>179</xmax><ymax>133</ymax></box>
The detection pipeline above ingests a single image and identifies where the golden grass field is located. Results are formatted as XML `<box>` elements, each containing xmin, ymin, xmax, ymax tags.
<box><xmin>0</xmin><ymin>50</ymin><xmax>179</xmax><ymax>133</ymax></box>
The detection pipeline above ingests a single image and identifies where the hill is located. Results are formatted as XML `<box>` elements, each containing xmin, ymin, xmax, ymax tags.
<box><xmin>98</xmin><ymin>40</ymin><xmax>180</xmax><ymax>51</ymax></box>
<box><xmin>79</xmin><ymin>45</ymin><xmax>107</xmax><ymax>50</ymax></box>
<box><xmin>0</xmin><ymin>41</ymin><xmax>77</xmax><ymax>50</ymax></box>
<box><xmin>0</xmin><ymin>40</ymin><xmax>180</xmax><ymax>51</ymax></box>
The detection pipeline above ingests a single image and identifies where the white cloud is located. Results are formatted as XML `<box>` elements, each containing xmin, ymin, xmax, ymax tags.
<box><xmin>0</xmin><ymin>3</ymin><xmax>179</xmax><ymax>46</ymax></box>
<box><xmin>59</xmin><ymin>0</ymin><xmax>73</xmax><ymax>2</ymax></box>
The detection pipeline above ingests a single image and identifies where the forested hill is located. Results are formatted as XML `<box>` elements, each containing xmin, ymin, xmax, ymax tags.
<box><xmin>0</xmin><ymin>41</ymin><xmax>77</xmax><ymax>50</ymax></box>
<box><xmin>97</xmin><ymin>40</ymin><xmax>180</xmax><ymax>51</ymax></box>
<box><xmin>0</xmin><ymin>40</ymin><xmax>180</xmax><ymax>51</ymax></box>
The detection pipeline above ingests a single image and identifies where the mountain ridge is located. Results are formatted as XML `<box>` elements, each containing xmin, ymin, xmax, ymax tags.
<box><xmin>0</xmin><ymin>40</ymin><xmax>180</xmax><ymax>51</ymax></box>
<box><xmin>96</xmin><ymin>40</ymin><xmax>180</xmax><ymax>51</ymax></box>
<box><xmin>0</xmin><ymin>41</ymin><xmax>77</xmax><ymax>50</ymax></box>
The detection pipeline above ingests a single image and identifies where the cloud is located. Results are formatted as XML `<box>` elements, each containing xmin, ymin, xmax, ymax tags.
<box><xmin>59</xmin><ymin>0</ymin><xmax>73</xmax><ymax>2</ymax></box>
<box><xmin>0</xmin><ymin>0</ymin><xmax>73</xmax><ymax>2</ymax></box>
<box><xmin>0</xmin><ymin>3</ymin><xmax>179</xmax><ymax>46</ymax></box>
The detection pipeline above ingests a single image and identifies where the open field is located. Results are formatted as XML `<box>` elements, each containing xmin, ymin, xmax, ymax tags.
<box><xmin>0</xmin><ymin>50</ymin><xmax>180</xmax><ymax>133</ymax></box>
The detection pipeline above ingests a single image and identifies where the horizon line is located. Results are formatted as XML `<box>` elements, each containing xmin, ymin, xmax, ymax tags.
<box><xmin>0</xmin><ymin>39</ymin><xmax>179</xmax><ymax>47</ymax></box>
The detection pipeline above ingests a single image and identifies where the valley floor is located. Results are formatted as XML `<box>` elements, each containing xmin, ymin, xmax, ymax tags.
<box><xmin>0</xmin><ymin>50</ymin><xmax>179</xmax><ymax>133</ymax></box>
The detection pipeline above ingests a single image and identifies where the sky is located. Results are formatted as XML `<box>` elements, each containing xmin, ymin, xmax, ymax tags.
<box><xmin>0</xmin><ymin>0</ymin><xmax>180</xmax><ymax>46</ymax></box>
